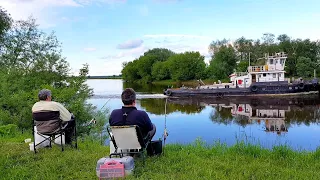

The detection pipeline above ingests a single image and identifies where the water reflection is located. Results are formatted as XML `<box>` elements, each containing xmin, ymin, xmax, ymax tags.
<box><xmin>140</xmin><ymin>98</ymin><xmax>205</xmax><ymax>115</ymax></box>
<box><xmin>87</xmin><ymin>79</ymin><xmax>320</xmax><ymax>150</ymax></box>
<box><xmin>165</xmin><ymin>96</ymin><xmax>320</xmax><ymax>134</ymax></box>
<box><xmin>123</xmin><ymin>81</ymin><xmax>168</xmax><ymax>94</ymax></box>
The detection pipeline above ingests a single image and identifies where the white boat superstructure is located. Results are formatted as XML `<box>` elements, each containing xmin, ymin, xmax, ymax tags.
<box><xmin>199</xmin><ymin>52</ymin><xmax>288</xmax><ymax>89</ymax></box>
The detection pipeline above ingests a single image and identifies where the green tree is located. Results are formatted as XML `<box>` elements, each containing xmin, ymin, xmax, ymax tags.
<box><xmin>0</xmin><ymin>17</ymin><xmax>100</xmax><ymax>134</ymax></box>
<box><xmin>121</xmin><ymin>48</ymin><xmax>174</xmax><ymax>82</ymax></box>
<box><xmin>208</xmin><ymin>46</ymin><xmax>237</xmax><ymax>80</ymax></box>
<box><xmin>121</xmin><ymin>60</ymin><xmax>141</xmax><ymax>82</ymax></box>
<box><xmin>236</xmin><ymin>60</ymin><xmax>249</xmax><ymax>72</ymax></box>
<box><xmin>0</xmin><ymin>7</ymin><xmax>12</xmax><ymax>38</ymax></box>
<box><xmin>296</xmin><ymin>56</ymin><xmax>315</xmax><ymax>78</ymax></box>
<box><xmin>151</xmin><ymin>61</ymin><xmax>171</xmax><ymax>81</ymax></box>
<box><xmin>168</xmin><ymin>51</ymin><xmax>206</xmax><ymax>81</ymax></box>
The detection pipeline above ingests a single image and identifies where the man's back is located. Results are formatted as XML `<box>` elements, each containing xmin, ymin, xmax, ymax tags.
<box><xmin>32</xmin><ymin>101</ymin><xmax>71</xmax><ymax>122</ymax></box>
<box><xmin>109</xmin><ymin>106</ymin><xmax>153</xmax><ymax>137</ymax></box>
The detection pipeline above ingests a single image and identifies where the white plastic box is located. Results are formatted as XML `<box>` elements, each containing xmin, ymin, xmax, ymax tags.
<box><xmin>96</xmin><ymin>156</ymin><xmax>134</xmax><ymax>178</ymax></box>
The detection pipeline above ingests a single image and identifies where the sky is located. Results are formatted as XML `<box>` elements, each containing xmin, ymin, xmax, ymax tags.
<box><xmin>1</xmin><ymin>0</ymin><xmax>320</xmax><ymax>76</ymax></box>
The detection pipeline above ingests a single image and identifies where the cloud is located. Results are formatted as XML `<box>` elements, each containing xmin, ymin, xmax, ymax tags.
<box><xmin>152</xmin><ymin>0</ymin><xmax>182</xmax><ymax>3</ymax></box>
<box><xmin>77</xmin><ymin>0</ymin><xmax>126</xmax><ymax>6</ymax></box>
<box><xmin>0</xmin><ymin>0</ymin><xmax>126</xmax><ymax>28</ymax></box>
<box><xmin>101</xmin><ymin>46</ymin><xmax>148</xmax><ymax>60</ymax></box>
<box><xmin>83</xmin><ymin>47</ymin><xmax>97</xmax><ymax>52</ymax></box>
<box><xmin>116</xmin><ymin>39</ymin><xmax>144</xmax><ymax>49</ymax></box>
<box><xmin>144</xmin><ymin>34</ymin><xmax>211</xmax><ymax>39</ymax></box>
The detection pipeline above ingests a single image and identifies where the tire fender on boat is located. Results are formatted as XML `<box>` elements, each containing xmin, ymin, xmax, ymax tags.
<box><xmin>166</xmin><ymin>90</ymin><xmax>172</xmax><ymax>96</ymax></box>
<box><xmin>250</xmin><ymin>85</ymin><xmax>258</xmax><ymax>92</ymax></box>
<box><xmin>313</xmin><ymin>83</ymin><xmax>317</xmax><ymax>88</ymax></box>
<box><xmin>298</xmin><ymin>83</ymin><xmax>304</xmax><ymax>90</ymax></box>
<box><xmin>216</xmin><ymin>92</ymin><xmax>224</xmax><ymax>98</ymax></box>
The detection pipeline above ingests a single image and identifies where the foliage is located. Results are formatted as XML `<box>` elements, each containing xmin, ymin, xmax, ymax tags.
<box><xmin>236</xmin><ymin>60</ymin><xmax>249</xmax><ymax>72</ymax></box>
<box><xmin>86</xmin><ymin>105</ymin><xmax>110</xmax><ymax>144</ymax></box>
<box><xmin>151</xmin><ymin>61</ymin><xmax>171</xmax><ymax>81</ymax></box>
<box><xmin>0</xmin><ymin>6</ymin><xmax>12</xmax><ymax>38</ymax></box>
<box><xmin>121</xmin><ymin>48</ymin><xmax>175</xmax><ymax>82</ymax></box>
<box><xmin>0</xmin><ymin>124</ymin><xmax>18</xmax><ymax>136</ymax></box>
<box><xmin>168</xmin><ymin>51</ymin><xmax>206</xmax><ymax>81</ymax></box>
<box><xmin>208</xmin><ymin>46</ymin><xmax>237</xmax><ymax>80</ymax></box>
<box><xmin>122</xmin><ymin>33</ymin><xmax>320</xmax><ymax>83</ymax></box>
<box><xmin>0</xmin><ymin>14</ymin><xmax>106</xmax><ymax>135</ymax></box>
<box><xmin>296</xmin><ymin>56</ymin><xmax>315</xmax><ymax>78</ymax></box>
<box><xmin>1</xmin><ymin>136</ymin><xmax>320</xmax><ymax>179</ymax></box>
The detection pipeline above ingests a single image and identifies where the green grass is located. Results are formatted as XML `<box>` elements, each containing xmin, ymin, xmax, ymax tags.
<box><xmin>1</xmin><ymin>135</ymin><xmax>320</xmax><ymax>180</ymax></box>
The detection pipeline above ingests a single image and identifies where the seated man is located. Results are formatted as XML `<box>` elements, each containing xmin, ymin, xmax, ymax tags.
<box><xmin>32</xmin><ymin>89</ymin><xmax>75</xmax><ymax>144</ymax></box>
<box><xmin>109</xmin><ymin>88</ymin><xmax>156</xmax><ymax>140</ymax></box>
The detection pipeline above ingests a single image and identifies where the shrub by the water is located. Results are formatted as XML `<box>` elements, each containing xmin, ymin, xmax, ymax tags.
<box><xmin>0</xmin><ymin>9</ymin><xmax>107</xmax><ymax>135</ymax></box>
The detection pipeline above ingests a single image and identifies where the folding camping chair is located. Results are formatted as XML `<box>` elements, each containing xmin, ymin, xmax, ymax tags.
<box><xmin>32</xmin><ymin>111</ymin><xmax>77</xmax><ymax>154</ymax></box>
<box><xmin>107</xmin><ymin>125</ymin><xmax>151</xmax><ymax>165</ymax></box>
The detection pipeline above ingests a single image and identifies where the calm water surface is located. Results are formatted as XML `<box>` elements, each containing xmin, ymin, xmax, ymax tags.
<box><xmin>86</xmin><ymin>79</ymin><xmax>320</xmax><ymax>151</ymax></box>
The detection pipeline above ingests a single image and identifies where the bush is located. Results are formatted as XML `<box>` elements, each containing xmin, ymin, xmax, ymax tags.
<box><xmin>0</xmin><ymin>124</ymin><xmax>18</xmax><ymax>136</ymax></box>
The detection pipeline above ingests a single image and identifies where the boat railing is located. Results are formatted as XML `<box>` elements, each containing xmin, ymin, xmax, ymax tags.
<box><xmin>235</xmin><ymin>72</ymin><xmax>248</xmax><ymax>76</ymax></box>
<box><xmin>248</xmin><ymin>65</ymin><xmax>267</xmax><ymax>72</ymax></box>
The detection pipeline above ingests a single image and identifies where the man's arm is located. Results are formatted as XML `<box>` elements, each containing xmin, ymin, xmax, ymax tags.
<box><xmin>54</xmin><ymin>102</ymin><xmax>72</xmax><ymax>121</ymax></box>
<box><xmin>142</xmin><ymin>111</ymin><xmax>153</xmax><ymax>132</ymax></box>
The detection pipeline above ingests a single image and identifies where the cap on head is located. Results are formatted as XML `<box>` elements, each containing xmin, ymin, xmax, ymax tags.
<box><xmin>121</xmin><ymin>88</ymin><xmax>136</xmax><ymax>105</ymax></box>
<box><xmin>38</xmin><ymin>89</ymin><xmax>52</xmax><ymax>100</ymax></box>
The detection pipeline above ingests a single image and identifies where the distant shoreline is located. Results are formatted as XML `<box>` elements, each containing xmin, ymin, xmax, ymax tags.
<box><xmin>87</xmin><ymin>76</ymin><xmax>122</xmax><ymax>79</ymax></box>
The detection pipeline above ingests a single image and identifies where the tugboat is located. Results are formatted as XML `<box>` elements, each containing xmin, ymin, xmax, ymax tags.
<box><xmin>164</xmin><ymin>52</ymin><xmax>320</xmax><ymax>97</ymax></box>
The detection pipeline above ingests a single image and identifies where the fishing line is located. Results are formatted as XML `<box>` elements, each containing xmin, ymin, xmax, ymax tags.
<box><xmin>163</xmin><ymin>97</ymin><xmax>169</xmax><ymax>155</ymax></box>
<box><xmin>88</xmin><ymin>98</ymin><xmax>111</xmax><ymax>125</ymax></box>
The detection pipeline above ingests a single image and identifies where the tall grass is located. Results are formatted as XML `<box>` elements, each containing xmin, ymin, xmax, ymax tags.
<box><xmin>1</xmin><ymin>134</ymin><xmax>320</xmax><ymax>180</ymax></box>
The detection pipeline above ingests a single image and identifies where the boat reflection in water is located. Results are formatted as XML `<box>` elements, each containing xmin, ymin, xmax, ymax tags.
<box><xmin>167</xmin><ymin>95</ymin><xmax>320</xmax><ymax>135</ymax></box>
<box><xmin>229</xmin><ymin>103</ymin><xmax>288</xmax><ymax>135</ymax></box>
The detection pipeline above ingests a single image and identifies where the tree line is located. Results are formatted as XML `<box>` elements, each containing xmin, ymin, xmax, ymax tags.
<box><xmin>0</xmin><ymin>7</ymin><xmax>105</xmax><ymax>134</ymax></box>
<box><xmin>122</xmin><ymin>33</ymin><xmax>320</xmax><ymax>83</ymax></box>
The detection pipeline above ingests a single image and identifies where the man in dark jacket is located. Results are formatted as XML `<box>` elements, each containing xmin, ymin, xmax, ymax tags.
<box><xmin>109</xmin><ymin>88</ymin><xmax>156</xmax><ymax>139</ymax></box>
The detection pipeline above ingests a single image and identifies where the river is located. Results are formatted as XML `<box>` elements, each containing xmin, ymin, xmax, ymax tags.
<box><xmin>86</xmin><ymin>79</ymin><xmax>320</xmax><ymax>151</ymax></box>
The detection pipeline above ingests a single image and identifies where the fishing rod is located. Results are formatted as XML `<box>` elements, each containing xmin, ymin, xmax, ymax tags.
<box><xmin>88</xmin><ymin>98</ymin><xmax>111</xmax><ymax>125</ymax></box>
<box><xmin>162</xmin><ymin>97</ymin><xmax>169</xmax><ymax>155</ymax></box>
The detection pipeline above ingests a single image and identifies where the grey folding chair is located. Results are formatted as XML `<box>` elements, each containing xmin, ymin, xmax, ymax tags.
<box><xmin>32</xmin><ymin>111</ymin><xmax>77</xmax><ymax>153</ymax></box>
<box><xmin>107</xmin><ymin>125</ymin><xmax>150</xmax><ymax>165</ymax></box>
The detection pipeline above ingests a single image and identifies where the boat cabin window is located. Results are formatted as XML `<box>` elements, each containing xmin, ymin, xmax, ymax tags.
<box><xmin>269</xmin><ymin>59</ymin><xmax>273</xmax><ymax>64</ymax></box>
<box><xmin>279</xmin><ymin>73</ymin><xmax>282</xmax><ymax>77</ymax></box>
<box><xmin>280</xmin><ymin>59</ymin><xmax>284</xmax><ymax>64</ymax></box>
<box><xmin>273</xmin><ymin>74</ymin><xmax>276</xmax><ymax>78</ymax></box>
<box><xmin>263</xmin><ymin>73</ymin><xmax>266</xmax><ymax>77</ymax></box>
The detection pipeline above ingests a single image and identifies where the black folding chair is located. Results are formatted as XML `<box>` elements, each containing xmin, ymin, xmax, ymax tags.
<box><xmin>107</xmin><ymin>125</ymin><xmax>151</xmax><ymax>165</ymax></box>
<box><xmin>32</xmin><ymin>111</ymin><xmax>77</xmax><ymax>154</ymax></box>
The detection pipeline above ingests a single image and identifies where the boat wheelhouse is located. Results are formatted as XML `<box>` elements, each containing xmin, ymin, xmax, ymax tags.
<box><xmin>231</xmin><ymin>52</ymin><xmax>287</xmax><ymax>88</ymax></box>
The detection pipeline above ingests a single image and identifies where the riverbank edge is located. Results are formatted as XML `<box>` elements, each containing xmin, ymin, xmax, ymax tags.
<box><xmin>1</xmin><ymin>134</ymin><xmax>320</xmax><ymax>179</ymax></box>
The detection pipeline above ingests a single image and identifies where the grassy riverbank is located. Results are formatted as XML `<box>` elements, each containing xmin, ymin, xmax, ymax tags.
<box><xmin>2</xmin><ymin>134</ymin><xmax>320</xmax><ymax>180</ymax></box>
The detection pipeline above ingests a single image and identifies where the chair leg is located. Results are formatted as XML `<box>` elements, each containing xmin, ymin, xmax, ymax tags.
<box><xmin>74</xmin><ymin>126</ymin><xmax>78</xmax><ymax>149</ymax></box>
<box><xmin>49</xmin><ymin>136</ymin><xmax>52</xmax><ymax>148</ymax></box>
<box><xmin>61</xmin><ymin>132</ymin><xmax>64</xmax><ymax>152</ymax></box>
<box><xmin>142</xmin><ymin>150</ymin><xmax>145</xmax><ymax>167</ymax></box>
<box><xmin>33</xmin><ymin>128</ymin><xmax>37</xmax><ymax>154</ymax></box>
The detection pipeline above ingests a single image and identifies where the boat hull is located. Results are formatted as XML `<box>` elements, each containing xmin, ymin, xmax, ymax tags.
<box><xmin>163</xmin><ymin>81</ymin><xmax>320</xmax><ymax>97</ymax></box>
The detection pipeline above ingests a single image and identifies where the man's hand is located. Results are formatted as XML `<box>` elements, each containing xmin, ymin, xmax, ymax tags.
<box><xmin>70</xmin><ymin>113</ymin><xmax>75</xmax><ymax>119</ymax></box>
